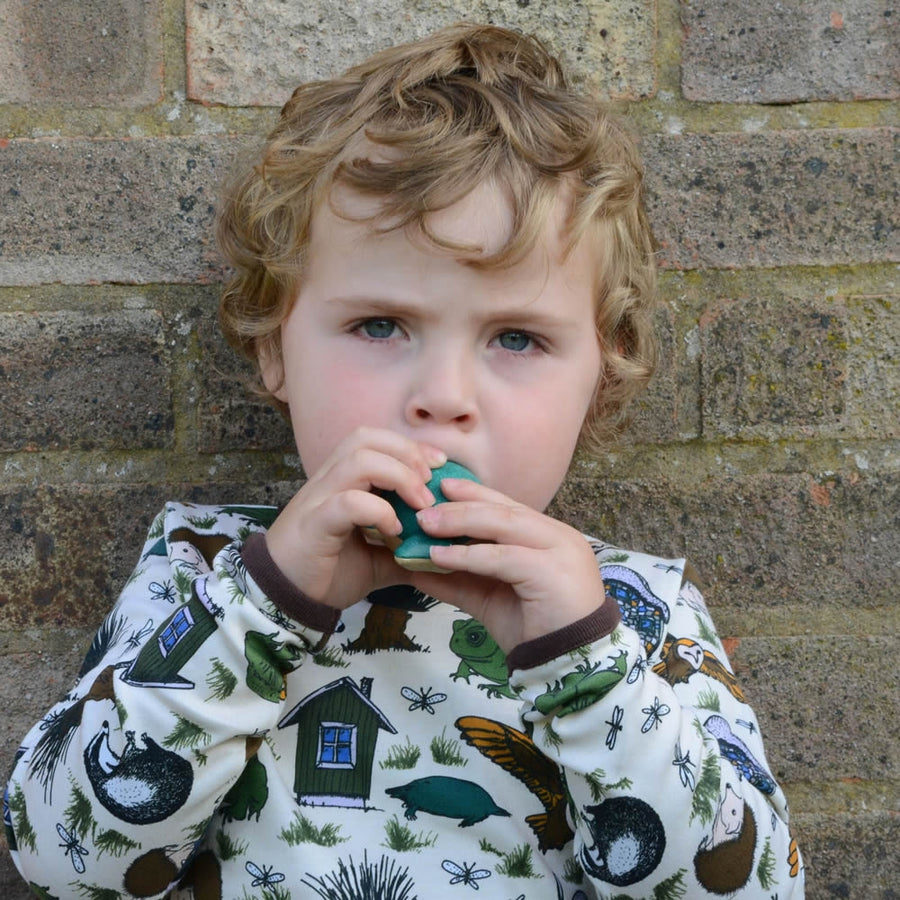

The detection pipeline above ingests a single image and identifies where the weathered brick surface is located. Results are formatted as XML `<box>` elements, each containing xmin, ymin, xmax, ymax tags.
<box><xmin>4</xmin><ymin>130</ymin><xmax>895</xmax><ymax>287</ymax></box>
<box><xmin>682</xmin><ymin>0</ymin><xmax>900</xmax><ymax>103</ymax></box>
<box><xmin>701</xmin><ymin>297</ymin><xmax>847</xmax><ymax>437</ymax></box>
<box><xmin>733</xmin><ymin>636</ymin><xmax>899</xmax><ymax>784</ymax></box>
<box><xmin>623</xmin><ymin>304</ymin><xmax>698</xmax><ymax>444</ymax></box>
<box><xmin>185</xmin><ymin>0</ymin><xmax>656</xmax><ymax>106</ymax></box>
<box><xmin>0</xmin><ymin>137</ymin><xmax>247</xmax><ymax>286</ymax></box>
<box><xmin>0</xmin><ymin>628</ymin><xmax>94</xmax><ymax>899</ymax></box>
<box><xmin>0</xmin><ymin>834</ymin><xmax>29</xmax><ymax>899</ymax></box>
<box><xmin>0</xmin><ymin>0</ymin><xmax>163</xmax><ymax>107</ymax></box>
<box><xmin>0</xmin><ymin>485</ymin><xmax>166</xmax><ymax>630</ymax></box>
<box><xmin>700</xmin><ymin>294</ymin><xmax>900</xmax><ymax>440</ymax></box>
<box><xmin>553</xmin><ymin>469</ymin><xmax>900</xmax><ymax>614</ymax></box>
<box><xmin>0</xmin><ymin>482</ymin><xmax>296</xmax><ymax>631</ymax></box>
<box><xmin>196</xmin><ymin>318</ymin><xmax>295</xmax><ymax>453</ymax></box>
<box><xmin>0</xmin><ymin>629</ymin><xmax>88</xmax><ymax>781</ymax></box>
<box><xmin>791</xmin><ymin>810</ymin><xmax>900</xmax><ymax>898</ymax></box>
<box><xmin>0</xmin><ymin>310</ymin><xmax>172</xmax><ymax>450</ymax></box>
<box><xmin>644</xmin><ymin>128</ymin><xmax>900</xmax><ymax>269</ymax></box>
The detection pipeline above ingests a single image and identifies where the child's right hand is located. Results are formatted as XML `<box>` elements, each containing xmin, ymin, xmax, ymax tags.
<box><xmin>262</xmin><ymin>427</ymin><xmax>447</xmax><ymax>609</ymax></box>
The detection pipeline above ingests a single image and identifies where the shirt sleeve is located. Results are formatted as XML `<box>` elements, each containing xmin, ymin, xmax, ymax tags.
<box><xmin>507</xmin><ymin>562</ymin><xmax>805</xmax><ymax>898</ymax></box>
<box><xmin>4</xmin><ymin>503</ymin><xmax>337</xmax><ymax>899</ymax></box>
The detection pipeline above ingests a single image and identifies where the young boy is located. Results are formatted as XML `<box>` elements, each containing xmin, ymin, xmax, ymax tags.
<box><xmin>6</xmin><ymin>23</ymin><xmax>803</xmax><ymax>899</ymax></box>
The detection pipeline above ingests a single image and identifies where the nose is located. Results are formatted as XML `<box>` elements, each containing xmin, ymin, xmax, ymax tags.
<box><xmin>404</xmin><ymin>351</ymin><xmax>479</xmax><ymax>431</ymax></box>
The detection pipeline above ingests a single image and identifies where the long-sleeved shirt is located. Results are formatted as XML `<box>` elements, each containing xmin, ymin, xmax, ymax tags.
<box><xmin>5</xmin><ymin>501</ymin><xmax>804</xmax><ymax>898</ymax></box>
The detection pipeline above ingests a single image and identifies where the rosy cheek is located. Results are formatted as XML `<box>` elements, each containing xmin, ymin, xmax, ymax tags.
<box><xmin>342</xmin><ymin>368</ymin><xmax>392</xmax><ymax>414</ymax></box>
<box><xmin>317</xmin><ymin>372</ymin><xmax>398</xmax><ymax>439</ymax></box>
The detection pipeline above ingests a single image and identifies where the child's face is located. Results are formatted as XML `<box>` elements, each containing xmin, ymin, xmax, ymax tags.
<box><xmin>263</xmin><ymin>180</ymin><xmax>602</xmax><ymax>512</ymax></box>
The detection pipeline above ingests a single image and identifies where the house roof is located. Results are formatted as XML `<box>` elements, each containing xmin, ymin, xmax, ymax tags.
<box><xmin>277</xmin><ymin>677</ymin><xmax>397</xmax><ymax>734</ymax></box>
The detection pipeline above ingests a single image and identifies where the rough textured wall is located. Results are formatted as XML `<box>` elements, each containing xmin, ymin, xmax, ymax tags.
<box><xmin>1</xmin><ymin>1</ymin><xmax>897</xmax><ymax>897</ymax></box>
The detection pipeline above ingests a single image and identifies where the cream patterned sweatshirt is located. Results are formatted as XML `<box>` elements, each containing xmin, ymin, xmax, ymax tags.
<box><xmin>5</xmin><ymin>502</ymin><xmax>804</xmax><ymax>899</ymax></box>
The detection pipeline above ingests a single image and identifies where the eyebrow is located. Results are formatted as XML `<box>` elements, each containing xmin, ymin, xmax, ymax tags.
<box><xmin>326</xmin><ymin>295</ymin><xmax>580</xmax><ymax>331</ymax></box>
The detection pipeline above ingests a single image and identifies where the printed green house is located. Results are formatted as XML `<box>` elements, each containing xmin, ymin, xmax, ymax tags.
<box><xmin>121</xmin><ymin>578</ymin><xmax>221</xmax><ymax>689</ymax></box>
<box><xmin>277</xmin><ymin>676</ymin><xmax>396</xmax><ymax>808</ymax></box>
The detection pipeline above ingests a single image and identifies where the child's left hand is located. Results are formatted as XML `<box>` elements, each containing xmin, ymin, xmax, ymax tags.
<box><xmin>404</xmin><ymin>477</ymin><xmax>606</xmax><ymax>654</ymax></box>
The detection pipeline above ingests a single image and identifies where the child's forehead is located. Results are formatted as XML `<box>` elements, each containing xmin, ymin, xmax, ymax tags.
<box><xmin>329</xmin><ymin>179</ymin><xmax>514</xmax><ymax>255</ymax></box>
<box><xmin>299</xmin><ymin>179</ymin><xmax>600</xmax><ymax>316</ymax></box>
<box><xmin>427</xmin><ymin>181</ymin><xmax>522</xmax><ymax>256</ymax></box>
<box><xmin>325</xmin><ymin>174</ymin><xmax>576</xmax><ymax>264</ymax></box>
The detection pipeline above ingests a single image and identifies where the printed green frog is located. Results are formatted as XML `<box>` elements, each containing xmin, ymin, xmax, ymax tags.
<box><xmin>449</xmin><ymin>618</ymin><xmax>517</xmax><ymax>700</ymax></box>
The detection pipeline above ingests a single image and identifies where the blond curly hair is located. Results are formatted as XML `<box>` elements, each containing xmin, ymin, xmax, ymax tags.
<box><xmin>217</xmin><ymin>22</ymin><xmax>657</xmax><ymax>450</ymax></box>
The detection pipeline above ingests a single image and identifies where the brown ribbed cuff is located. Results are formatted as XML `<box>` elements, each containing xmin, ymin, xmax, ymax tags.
<box><xmin>241</xmin><ymin>532</ymin><xmax>342</xmax><ymax>638</ymax></box>
<box><xmin>506</xmin><ymin>599</ymin><xmax>622</xmax><ymax>672</ymax></box>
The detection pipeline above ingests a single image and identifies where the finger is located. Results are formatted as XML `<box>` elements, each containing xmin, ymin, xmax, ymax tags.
<box><xmin>312</xmin><ymin>445</ymin><xmax>439</xmax><ymax>512</ymax></box>
<box><xmin>333</xmin><ymin>426</ymin><xmax>447</xmax><ymax>480</ymax></box>
<box><xmin>401</xmin><ymin>565</ymin><xmax>503</xmax><ymax>615</ymax></box>
<box><xmin>428</xmin><ymin>540</ymin><xmax>536</xmax><ymax>585</ymax></box>
<box><xmin>435</xmin><ymin>477</ymin><xmax>516</xmax><ymax>506</ymax></box>
<box><xmin>309</xmin><ymin>427</ymin><xmax>445</xmax><ymax>493</ymax></box>
<box><xmin>316</xmin><ymin>489</ymin><xmax>403</xmax><ymax>543</ymax></box>
<box><xmin>415</xmin><ymin>500</ymin><xmax>556</xmax><ymax>548</ymax></box>
<box><xmin>428</xmin><ymin>538</ymin><xmax>606</xmax><ymax>635</ymax></box>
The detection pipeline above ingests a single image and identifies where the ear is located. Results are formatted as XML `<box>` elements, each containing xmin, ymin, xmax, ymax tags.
<box><xmin>258</xmin><ymin>337</ymin><xmax>288</xmax><ymax>404</ymax></box>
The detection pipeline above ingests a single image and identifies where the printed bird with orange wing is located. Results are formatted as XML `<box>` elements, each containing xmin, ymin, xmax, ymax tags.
<box><xmin>652</xmin><ymin>636</ymin><xmax>744</xmax><ymax>702</ymax></box>
<box><xmin>455</xmin><ymin>715</ymin><xmax>574</xmax><ymax>853</ymax></box>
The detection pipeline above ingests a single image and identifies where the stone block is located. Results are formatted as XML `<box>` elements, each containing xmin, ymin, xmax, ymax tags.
<box><xmin>0</xmin><ymin>627</ymin><xmax>96</xmax><ymax>899</ymax></box>
<box><xmin>0</xmin><ymin>481</ymin><xmax>297</xmax><ymax>631</ymax></box>
<box><xmin>791</xmin><ymin>810</ymin><xmax>900</xmax><ymax>898</ymax></box>
<box><xmin>732</xmin><ymin>636</ymin><xmax>899</xmax><ymax>785</ymax></box>
<box><xmin>0</xmin><ymin>0</ymin><xmax>163</xmax><ymax>106</ymax></box>
<box><xmin>0</xmin><ymin>485</ymin><xmax>168</xmax><ymax>630</ymax></box>
<box><xmin>0</xmin><ymin>847</ymin><xmax>31</xmax><ymax>900</ymax></box>
<box><xmin>843</xmin><ymin>294</ymin><xmax>900</xmax><ymax>440</ymax></box>
<box><xmin>8</xmin><ymin>129</ymin><xmax>893</xmax><ymax>285</ymax></box>
<box><xmin>701</xmin><ymin>296</ymin><xmax>846</xmax><ymax>439</ymax></box>
<box><xmin>552</xmin><ymin>469</ymin><xmax>900</xmax><ymax>615</ymax></box>
<box><xmin>0</xmin><ymin>628</ymin><xmax>89</xmax><ymax>789</ymax></box>
<box><xmin>623</xmin><ymin>303</ymin><xmax>699</xmax><ymax>444</ymax></box>
<box><xmin>0</xmin><ymin>137</ymin><xmax>250</xmax><ymax>286</ymax></box>
<box><xmin>195</xmin><ymin>318</ymin><xmax>295</xmax><ymax>453</ymax></box>
<box><xmin>700</xmin><ymin>294</ymin><xmax>900</xmax><ymax>441</ymax></box>
<box><xmin>643</xmin><ymin>128</ymin><xmax>900</xmax><ymax>269</ymax></box>
<box><xmin>0</xmin><ymin>310</ymin><xmax>172</xmax><ymax>451</ymax></box>
<box><xmin>682</xmin><ymin>0</ymin><xmax>900</xmax><ymax>103</ymax></box>
<box><xmin>185</xmin><ymin>0</ymin><xmax>656</xmax><ymax>106</ymax></box>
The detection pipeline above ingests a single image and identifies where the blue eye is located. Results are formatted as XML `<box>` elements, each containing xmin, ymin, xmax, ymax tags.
<box><xmin>359</xmin><ymin>319</ymin><xmax>397</xmax><ymax>339</ymax></box>
<box><xmin>497</xmin><ymin>331</ymin><xmax>533</xmax><ymax>352</ymax></box>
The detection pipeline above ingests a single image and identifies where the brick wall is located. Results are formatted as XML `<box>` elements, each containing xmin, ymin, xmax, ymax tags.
<box><xmin>1</xmin><ymin>1</ymin><xmax>897</xmax><ymax>897</ymax></box>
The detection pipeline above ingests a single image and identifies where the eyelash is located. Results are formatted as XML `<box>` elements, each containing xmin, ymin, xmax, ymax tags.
<box><xmin>350</xmin><ymin>319</ymin><xmax>547</xmax><ymax>354</ymax></box>
<box><xmin>352</xmin><ymin>318</ymin><xmax>405</xmax><ymax>341</ymax></box>
<box><xmin>492</xmin><ymin>330</ymin><xmax>545</xmax><ymax>354</ymax></box>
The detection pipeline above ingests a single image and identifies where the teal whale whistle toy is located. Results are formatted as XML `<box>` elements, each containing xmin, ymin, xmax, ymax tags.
<box><xmin>367</xmin><ymin>460</ymin><xmax>479</xmax><ymax>573</ymax></box>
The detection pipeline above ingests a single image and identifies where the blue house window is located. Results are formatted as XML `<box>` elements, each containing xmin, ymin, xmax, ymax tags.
<box><xmin>317</xmin><ymin>723</ymin><xmax>357</xmax><ymax>769</ymax></box>
<box><xmin>158</xmin><ymin>607</ymin><xmax>195</xmax><ymax>657</ymax></box>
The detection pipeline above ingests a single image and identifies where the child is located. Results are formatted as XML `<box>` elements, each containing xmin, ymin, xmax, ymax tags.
<box><xmin>5</xmin><ymin>23</ymin><xmax>803</xmax><ymax>899</ymax></box>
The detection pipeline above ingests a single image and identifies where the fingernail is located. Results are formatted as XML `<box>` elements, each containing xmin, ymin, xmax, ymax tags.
<box><xmin>416</xmin><ymin>507</ymin><xmax>437</xmax><ymax>526</ymax></box>
<box><xmin>426</xmin><ymin>447</ymin><xmax>448</xmax><ymax>467</ymax></box>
